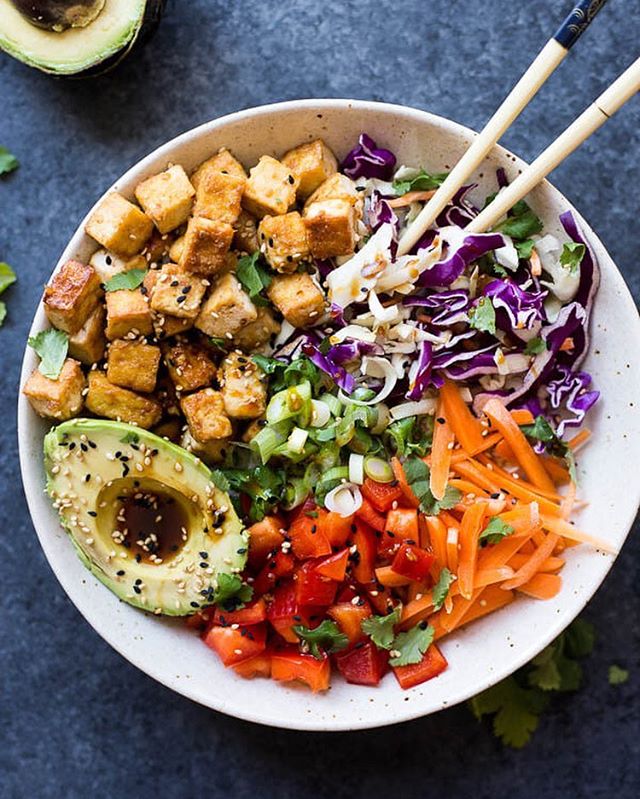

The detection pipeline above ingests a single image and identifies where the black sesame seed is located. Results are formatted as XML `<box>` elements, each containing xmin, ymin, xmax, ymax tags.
<box><xmin>80</xmin><ymin>443</ymin><xmax>88</xmax><ymax>452</ymax></box>
<box><xmin>85</xmin><ymin>474</ymin><xmax>91</xmax><ymax>482</ymax></box>
<box><xmin>181</xmin><ymin>285</ymin><xmax>191</xmax><ymax>294</ymax></box>
<box><xmin>116</xmin><ymin>570</ymin><xmax>125</xmax><ymax>576</ymax></box>
<box><xmin>190</xmin><ymin>601</ymin><xmax>200</xmax><ymax>608</ymax></box>
<box><xmin>69</xmin><ymin>442</ymin><xmax>76</xmax><ymax>450</ymax></box>
<box><xmin>199</xmin><ymin>551</ymin><xmax>208</xmax><ymax>559</ymax></box>
<box><xmin>287</xmin><ymin>175</ymin><xmax>295</xmax><ymax>184</ymax></box>
<box><xmin>170</xmin><ymin>280</ymin><xmax>179</xmax><ymax>287</ymax></box>
<box><xmin>88</xmin><ymin>511</ymin><xmax>97</xmax><ymax>517</ymax></box>
<box><xmin>133</xmin><ymin>585</ymin><xmax>141</xmax><ymax>594</ymax></box>
<box><xmin>176</xmin><ymin>295</ymin><xmax>186</xmax><ymax>303</ymax></box>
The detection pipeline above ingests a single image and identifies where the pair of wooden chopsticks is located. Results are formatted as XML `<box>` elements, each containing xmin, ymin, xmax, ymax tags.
<box><xmin>397</xmin><ymin>0</ymin><xmax>640</xmax><ymax>253</ymax></box>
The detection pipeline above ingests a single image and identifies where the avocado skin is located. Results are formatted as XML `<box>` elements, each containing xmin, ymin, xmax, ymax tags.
<box><xmin>45</xmin><ymin>418</ymin><xmax>248</xmax><ymax>616</ymax></box>
<box><xmin>10</xmin><ymin>1</ymin><xmax>106</xmax><ymax>32</ymax></box>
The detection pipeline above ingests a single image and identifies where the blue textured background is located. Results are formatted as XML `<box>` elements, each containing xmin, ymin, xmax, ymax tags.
<box><xmin>1</xmin><ymin>1</ymin><xmax>638</xmax><ymax>796</ymax></box>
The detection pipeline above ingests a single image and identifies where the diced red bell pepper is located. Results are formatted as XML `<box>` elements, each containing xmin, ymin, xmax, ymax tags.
<box><xmin>355</xmin><ymin>497</ymin><xmax>387</xmax><ymax>532</ymax></box>
<box><xmin>185</xmin><ymin>608</ymin><xmax>213</xmax><ymax>631</ymax></box>
<box><xmin>366</xmin><ymin>586</ymin><xmax>395</xmax><ymax>615</ymax></box>
<box><xmin>327</xmin><ymin>601</ymin><xmax>371</xmax><ymax>644</ymax></box>
<box><xmin>232</xmin><ymin>650</ymin><xmax>272</xmax><ymax>679</ymax></box>
<box><xmin>252</xmin><ymin>549</ymin><xmax>295</xmax><ymax>595</ymax></box>
<box><xmin>288</xmin><ymin>508</ymin><xmax>332</xmax><ymax>559</ymax></box>
<box><xmin>379</xmin><ymin>507</ymin><xmax>420</xmax><ymax>555</ymax></box>
<box><xmin>203</xmin><ymin>623</ymin><xmax>267</xmax><ymax>666</ymax></box>
<box><xmin>351</xmin><ymin>519</ymin><xmax>378</xmax><ymax>585</ymax></box>
<box><xmin>336</xmin><ymin>641</ymin><xmax>389</xmax><ymax>686</ymax></box>
<box><xmin>271</xmin><ymin>648</ymin><xmax>331</xmax><ymax>692</ymax></box>
<box><xmin>295</xmin><ymin>560</ymin><xmax>338</xmax><ymax>607</ymax></box>
<box><xmin>392</xmin><ymin>643</ymin><xmax>448</xmax><ymax>689</ymax></box>
<box><xmin>390</xmin><ymin>542</ymin><xmax>436</xmax><ymax>583</ymax></box>
<box><xmin>247</xmin><ymin>516</ymin><xmax>284</xmax><ymax>569</ymax></box>
<box><xmin>267</xmin><ymin>580</ymin><xmax>311</xmax><ymax>643</ymax></box>
<box><xmin>320</xmin><ymin>510</ymin><xmax>354</xmax><ymax>548</ymax></box>
<box><xmin>213</xmin><ymin>597</ymin><xmax>267</xmax><ymax>627</ymax></box>
<box><xmin>314</xmin><ymin>549</ymin><xmax>350</xmax><ymax>581</ymax></box>
<box><xmin>336</xmin><ymin>583</ymin><xmax>359</xmax><ymax>603</ymax></box>
<box><xmin>361</xmin><ymin>478</ymin><xmax>404</xmax><ymax>513</ymax></box>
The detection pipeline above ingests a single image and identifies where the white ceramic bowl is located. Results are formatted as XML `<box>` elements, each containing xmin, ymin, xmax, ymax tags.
<box><xmin>18</xmin><ymin>99</ymin><xmax>640</xmax><ymax>730</ymax></box>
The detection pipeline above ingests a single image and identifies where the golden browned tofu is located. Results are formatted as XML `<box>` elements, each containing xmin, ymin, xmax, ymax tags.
<box><xmin>191</xmin><ymin>148</ymin><xmax>247</xmax><ymax>187</ymax></box>
<box><xmin>180</xmin><ymin>388</ymin><xmax>232</xmax><ymax>441</ymax></box>
<box><xmin>149</xmin><ymin>263</ymin><xmax>207</xmax><ymax>319</ymax></box>
<box><xmin>85</xmin><ymin>371</ymin><xmax>162</xmax><ymax>428</ymax></box>
<box><xmin>43</xmin><ymin>260</ymin><xmax>102</xmax><ymax>334</ymax></box>
<box><xmin>23</xmin><ymin>359</ymin><xmax>85</xmax><ymax>421</ymax></box>
<box><xmin>233</xmin><ymin>306</ymin><xmax>281</xmax><ymax>350</ymax></box>
<box><xmin>162</xmin><ymin>340</ymin><xmax>217</xmax><ymax>392</ymax></box>
<box><xmin>179</xmin><ymin>216</ymin><xmax>234</xmax><ymax>277</ymax></box>
<box><xmin>258</xmin><ymin>212</ymin><xmax>310</xmax><ymax>273</ymax></box>
<box><xmin>89</xmin><ymin>250</ymin><xmax>147</xmax><ymax>284</ymax></box>
<box><xmin>242</xmin><ymin>156</ymin><xmax>298</xmax><ymax>218</ymax></box>
<box><xmin>194</xmin><ymin>170</ymin><xmax>245</xmax><ymax>225</ymax></box>
<box><xmin>142</xmin><ymin>228</ymin><xmax>173</xmax><ymax>264</ymax></box>
<box><xmin>281</xmin><ymin>139</ymin><xmax>338</xmax><ymax>199</ymax></box>
<box><xmin>180</xmin><ymin>428</ymin><xmax>231</xmax><ymax>465</ymax></box>
<box><xmin>153</xmin><ymin>314</ymin><xmax>194</xmax><ymax>340</ymax></box>
<box><xmin>194</xmin><ymin>273</ymin><xmax>257</xmax><ymax>338</ymax></box>
<box><xmin>241</xmin><ymin>417</ymin><xmax>267</xmax><ymax>443</ymax></box>
<box><xmin>267</xmin><ymin>272</ymin><xmax>325</xmax><ymax>328</ymax></box>
<box><xmin>105</xmin><ymin>289</ymin><xmax>153</xmax><ymax>340</ymax></box>
<box><xmin>85</xmin><ymin>192</ymin><xmax>153</xmax><ymax>257</ymax></box>
<box><xmin>106</xmin><ymin>340</ymin><xmax>161</xmax><ymax>393</ymax></box>
<box><xmin>233</xmin><ymin>210</ymin><xmax>259</xmax><ymax>254</ymax></box>
<box><xmin>134</xmin><ymin>165</ymin><xmax>195</xmax><ymax>234</ymax></box>
<box><xmin>68</xmin><ymin>305</ymin><xmax>106</xmax><ymax>365</ymax></box>
<box><xmin>303</xmin><ymin>199</ymin><xmax>357</xmax><ymax>259</ymax></box>
<box><xmin>305</xmin><ymin>173</ymin><xmax>362</xmax><ymax>208</ymax></box>
<box><xmin>220</xmin><ymin>352</ymin><xmax>267</xmax><ymax>419</ymax></box>
<box><xmin>168</xmin><ymin>235</ymin><xmax>185</xmax><ymax>263</ymax></box>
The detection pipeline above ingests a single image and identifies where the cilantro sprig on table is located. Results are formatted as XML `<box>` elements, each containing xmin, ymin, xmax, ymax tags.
<box><xmin>0</xmin><ymin>146</ymin><xmax>19</xmax><ymax>176</ymax></box>
<box><xmin>0</xmin><ymin>262</ymin><xmax>17</xmax><ymax>328</ymax></box>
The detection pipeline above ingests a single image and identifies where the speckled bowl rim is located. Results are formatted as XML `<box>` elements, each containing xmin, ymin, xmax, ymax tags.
<box><xmin>17</xmin><ymin>99</ymin><xmax>640</xmax><ymax>730</ymax></box>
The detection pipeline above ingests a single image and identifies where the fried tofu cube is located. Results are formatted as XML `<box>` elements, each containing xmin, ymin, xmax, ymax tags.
<box><xmin>162</xmin><ymin>341</ymin><xmax>217</xmax><ymax>392</ymax></box>
<box><xmin>267</xmin><ymin>272</ymin><xmax>325</xmax><ymax>328</ymax></box>
<box><xmin>281</xmin><ymin>139</ymin><xmax>338</xmax><ymax>199</ymax></box>
<box><xmin>233</xmin><ymin>210</ymin><xmax>259</xmax><ymax>254</ymax></box>
<box><xmin>180</xmin><ymin>389</ymin><xmax>232</xmax><ymax>441</ymax></box>
<box><xmin>241</xmin><ymin>418</ymin><xmax>267</xmax><ymax>444</ymax></box>
<box><xmin>305</xmin><ymin>173</ymin><xmax>362</xmax><ymax>209</ymax></box>
<box><xmin>105</xmin><ymin>289</ymin><xmax>153</xmax><ymax>340</ymax></box>
<box><xmin>106</xmin><ymin>340</ymin><xmax>161</xmax><ymax>393</ymax></box>
<box><xmin>303</xmin><ymin>199</ymin><xmax>357</xmax><ymax>259</ymax></box>
<box><xmin>153</xmin><ymin>314</ymin><xmax>194</xmax><ymax>340</ymax></box>
<box><xmin>168</xmin><ymin>235</ymin><xmax>185</xmax><ymax>263</ymax></box>
<box><xmin>179</xmin><ymin>216</ymin><xmax>234</xmax><ymax>277</ymax></box>
<box><xmin>85</xmin><ymin>192</ymin><xmax>153</xmax><ymax>257</ymax></box>
<box><xmin>134</xmin><ymin>165</ymin><xmax>195</xmax><ymax>234</ymax></box>
<box><xmin>142</xmin><ymin>228</ymin><xmax>173</xmax><ymax>264</ymax></box>
<box><xmin>242</xmin><ymin>156</ymin><xmax>298</xmax><ymax>218</ymax></box>
<box><xmin>191</xmin><ymin>148</ymin><xmax>247</xmax><ymax>187</ymax></box>
<box><xmin>194</xmin><ymin>170</ymin><xmax>245</xmax><ymax>225</ymax></box>
<box><xmin>68</xmin><ymin>305</ymin><xmax>106</xmax><ymax>365</ymax></box>
<box><xmin>23</xmin><ymin>359</ymin><xmax>85</xmax><ymax>421</ymax></box>
<box><xmin>220</xmin><ymin>352</ymin><xmax>267</xmax><ymax>419</ymax></box>
<box><xmin>43</xmin><ymin>260</ymin><xmax>102</xmax><ymax>334</ymax></box>
<box><xmin>181</xmin><ymin>429</ymin><xmax>230</xmax><ymax>465</ymax></box>
<box><xmin>149</xmin><ymin>263</ymin><xmax>207</xmax><ymax>319</ymax></box>
<box><xmin>194</xmin><ymin>273</ymin><xmax>257</xmax><ymax>338</ymax></box>
<box><xmin>233</xmin><ymin>306</ymin><xmax>281</xmax><ymax>350</ymax></box>
<box><xmin>258</xmin><ymin>212</ymin><xmax>310</xmax><ymax>273</ymax></box>
<box><xmin>85</xmin><ymin>371</ymin><xmax>162</xmax><ymax>428</ymax></box>
<box><xmin>89</xmin><ymin>250</ymin><xmax>146</xmax><ymax>284</ymax></box>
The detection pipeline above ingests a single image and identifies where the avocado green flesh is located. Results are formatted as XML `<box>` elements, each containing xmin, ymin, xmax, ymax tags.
<box><xmin>0</xmin><ymin>0</ymin><xmax>146</xmax><ymax>74</ymax></box>
<box><xmin>44</xmin><ymin>419</ymin><xmax>248</xmax><ymax>616</ymax></box>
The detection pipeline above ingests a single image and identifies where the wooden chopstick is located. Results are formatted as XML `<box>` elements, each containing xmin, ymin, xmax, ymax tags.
<box><xmin>467</xmin><ymin>55</ymin><xmax>640</xmax><ymax>233</ymax></box>
<box><xmin>396</xmin><ymin>0</ymin><xmax>609</xmax><ymax>255</ymax></box>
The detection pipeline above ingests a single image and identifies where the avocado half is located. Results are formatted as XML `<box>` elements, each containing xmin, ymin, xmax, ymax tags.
<box><xmin>0</xmin><ymin>0</ymin><xmax>166</xmax><ymax>76</ymax></box>
<box><xmin>44</xmin><ymin>419</ymin><xmax>248</xmax><ymax>616</ymax></box>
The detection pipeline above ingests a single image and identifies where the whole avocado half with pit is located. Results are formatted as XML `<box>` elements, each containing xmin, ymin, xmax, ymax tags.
<box><xmin>0</xmin><ymin>0</ymin><xmax>166</xmax><ymax>76</ymax></box>
<box><xmin>44</xmin><ymin>418</ymin><xmax>248</xmax><ymax>616</ymax></box>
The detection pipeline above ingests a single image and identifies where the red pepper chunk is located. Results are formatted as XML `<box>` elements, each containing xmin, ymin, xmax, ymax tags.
<box><xmin>252</xmin><ymin>549</ymin><xmax>295</xmax><ymax>595</ymax></box>
<box><xmin>271</xmin><ymin>648</ymin><xmax>331</xmax><ymax>692</ymax></box>
<box><xmin>288</xmin><ymin>509</ymin><xmax>332</xmax><ymax>559</ymax></box>
<box><xmin>267</xmin><ymin>580</ymin><xmax>313</xmax><ymax>643</ymax></box>
<box><xmin>392</xmin><ymin>644</ymin><xmax>448</xmax><ymax>689</ymax></box>
<box><xmin>203</xmin><ymin>623</ymin><xmax>267</xmax><ymax>666</ymax></box>
<box><xmin>351</xmin><ymin>519</ymin><xmax>378</xmax><ymax>586</ymax></box>
<box><xmin>336</xmin><ymin>641</ymin><xmax>389</xmax><ymax>686</ymax></box>
<box><xmin>314</xmin><ymin>548</ymin><xmax>350</xmax><ymax>581</ymax></box>
<box><xmin>327</xmin><ymin>601</ymin><xmax>371</xmax><ymax>644</ymax></box>
<box><xmin>361</xmin><ymin>478</ymin><xmax>404</xmax><ymax>513</ymax></box>
<box><xmin>355</xmin><ymin>497</ymin><xmax>387</xmax><ymax>532</ymax></box>
<box><xmin>390</xmin><ymin>542</ymin><xmax>436</xmax><ymax>582</ymax></box>
<box><xmin>213</xmin><ymin>597</ymin><xmax>267</xmax><ymax>627</ymax></box>
<box><xmin>319</xmin><ymin>510</ymin><xmax>354</xmax><ymax>548</ymax></box>
<box><xmin>295</xmin><ymin>561</ymin><xmax>338</xmax><ymax>607</ymax></box>
<box><xmin>232</xmin><ymin>650</ymin><xmax>272</xmax><ymax>679</ymax></box>
<box><xmin>379</xmin><ymin>507</ymin><xmax>420</xmax><ymax>556</ymax></box>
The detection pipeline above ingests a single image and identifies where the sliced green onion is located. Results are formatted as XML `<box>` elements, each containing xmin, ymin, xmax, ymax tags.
<box><xmin>364</xmin><ymin>456</ymin><xmax>394</xmax><ymax>483</ymax></box>
<box><xmin>266</xmin><ymin>381</ymin><xmax>312</xmax><ymax>426</ymax></box>
<box><xmin>348</xmin><ymin>427</ymin><xmax>375</xmax><ymax>455</ymax></box>
<box><xmin>313</xmin><ymin>425</ymin><xmax>337</xmax><ymax>442</ymax></box>
<box><xmin>370</xmin><ymin>402</ymin><xmax>390</xmax><ymax>435</ymax></box>
<box><xmin>310</xmin><ymin>399</ymin><xmax>331</xmax><ymax>427</ymax></box>
<box><xmin>314</xmin><ymin>442</ymin><xmax>341</xmax><ymax>471</ymax></box>
<box><xmin>250</xmin><ymin>421</ymin><xmax>291</xmax><ymax>464</ymax></box>
<box><xmin>287</xmin><ymin>427</ymin><xmax>309</xmax><ymax>454</ymax></box>
<box><xmin>348</xmin><ymin>453</ymin><xmax>365</xmax><ymax>485</ymax></box>
<box><xmin>318</xmin><ymin>392</ymin><xmax>343</xmax><ymax>417</ymax></box>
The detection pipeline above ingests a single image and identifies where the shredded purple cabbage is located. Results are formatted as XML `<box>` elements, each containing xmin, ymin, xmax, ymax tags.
<box><xmin>418</xmin><ymin>231</ymin><xmax>506</xmax><ymax>288</ymax></box>
<box><xmin>484</xmin><ymin>279</ymin><xmax>547</xmax><ymax>338</ymax></box>
<box><xmin>341</xmin><ymin>134</ymin><xmax>396</xmax><ymax>181</ymax></box>
<box><xmin>548</xmin><ymin>365</ymin><xmax>599</xmax><ymax>436</ymax></box>
<box><xmin>403</xmin><ymin>289</ymin><xmax>470</xmax><ymax>326</ymax></box>
<box><xmin>405</xmin><ymin>341</ymin><xmax>434</xmax><ymax>400</ymax></box>
<box><xmin>301</xmin><ymin>340</ymin><xmax>355</xmax><ymax>394</ymax></box>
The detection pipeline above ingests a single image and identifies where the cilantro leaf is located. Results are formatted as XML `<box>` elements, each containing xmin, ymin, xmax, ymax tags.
<box><xmin>361</xmin><ymin>607</ymin><xmax>401</xmax><ymax>649</ymax></box>
<box><xmin>524</xmin><ymin>336</ymin><xmax>547</xmax><ymax>355</ymax></box>
<box><xmin>479</xmin><ymin>516</ymin><xmax>514</xmax><ymax>546</ymax></box>
<box><xmin>469</xmin><ymin>297</ymin><xmax>496</xmax><ymax>335</ymax></box>
<box><xmin>402</xmin><ymin>456</ymin><xmax>462</xmax><ymax>514</ymax></box>
<box><xmin>559</xmin><ymin>242</ymin><xmax>585</xmax><ymax>274</ymax></box>
<box><xmin>236</xmin><ymin>252</ymin><xmax>272</xmax><ymax>305</ymax></box>
<box><xmin>389</xmin><ymin>622</ymin><xmax>435</xmax><ymax>666</ymax></box>
<box><xmin>494</xmin><ymin>201</ymin><xmax>543</xmax><ymax>240</ymax></box>
<box><xmin>120</xmin><ymin>432</ymin><xmax>140</xmax><ymax>444</ymax></box>
<box><xmin>0</xmin><ymin>301</ymin><xmax>6</xmax><ymax>328</ymax></box>
<box><xmin>515</xmin><ymin>238</ymin><xmax>536</xmax><ymax>260</ymax></box>
<box><xmin>521</xmin><ymin>415</ymin><xmax>556</xmax><ymax>443</ymax></box>
<box><xmin>104</xmin><ymin>268</ymin><xmax>147</xmax><ymax>292</ymax></box>
<box><xmin>214</xmin><ymin>573</ymin><xmax>253</xmax><ymax>611</ymax></box>
<box><xmin>432</xmin><ymin>567</ymin><xmax>455</xmax><ymax>611</ymax></box>
<box><xmin>470</xmin><ymin>676</ymin><xmax>549</xmax><ymax>748</ymax></box>
<box><xmin>252</xmin><ymin>354</ymin><xmax>286</xmax><ymax>375</ymax></box>
<box><xmin>393</xmin><ymin>169</ymin><xmax>448</xmax><ymax>196</ymax></box>
<box><xmin>294</xmin><ymin>620</ymin><xmax>349</xmax><ymax>659</ymax></box>
<box><xmin>28</xmin><ymin>329</ymin><xmax>69</xmax><ymax>380</ymax></box>
<box><xmin>0</xmin><ymin>262</ymin><xmax>16</xmax><ymax>294</ymax></box>
<box><xmin>209</xmin><ymin>469</ymin><xmax>230</xmax><ymax>492</ymax></box>
<box><xmin>0</xmin><ymin>146</ymin><xmax>19</xmax><ymax>176</ymax></box>
<box><xmin>608</xmin><ymin>665</ymin><xmax>629</xmax><ymax>686</ymax></box>
<box><xmin>520</xmin><ymin>415</ymin><xmax>578</xmax><ymax>483</ymax></box>
<box><xmin>209</xmin><ymin>337</ymin><xmax>227</xmax><ymax>351</ymax></box>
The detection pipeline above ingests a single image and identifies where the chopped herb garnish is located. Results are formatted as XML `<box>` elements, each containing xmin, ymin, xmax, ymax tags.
<box><xmin>559</xmin><ymin>241</ymin><xmax>585</xmax><ymax>274</ymax></box>
<box><xmin>293</xmin><ymin>620</ymin><xmax>348</xmax><ymax>659</ymax></box>
<box><xmin>515</xmin><ymin>238</ymin><xmax>536</xmax><ymax>260</ymax></box>
<box><xmin>494</xmin><ymin>201</ymin><xmax>543</xmax><ymax>240</ymax></box>
<box><xmin>392</xmin><ymin>169</ymin><xmax>448</xmax><ymax>196</ymax></box>
<box><xmin>361</xmin><ymin>607</ymin><xmax>401</xmax><ymax>650</ymax></box>
<box><xmin>402</xmin><ymin>456</ymin><xmax>461</xmax><ymax>514</ymax></box>
<box><xmin>524</xmin><ymin>337</ymin><xmax>547</xmax><ymax>355</ymax></box>
<box><xmin>389</xmin><ymin>623</ymin><xmax>435</xmax><ymax>666</ymax></box>
<box><xmin>120</xmin><ymin>432</ymin><xmax>140</xmax><ymax>445</ymax></box>
<box><xmin>432</xmin><ymin>568</ymin><xmax>456</xmax><ymax>611</ymax></box>
<box><xmin>479</xmin><ymin>516</ymin><xmax>515</xmax><ymax>546</ymax></box>
<box><xmin>236</xmin><ymin>252</ymin><xmax>272</xmax><ymax>305</ymax></box>
<box><xmin>28</xmin><ymin>328</ymin><xmax>69</xmax><ymax>380</ymax></box>
<box><xmin>469</xmin><ymin>296</ymin><xmax>496</xmax><ymax>335</ymax></box>
<box><xmin>104</xmin><ymin>268</ymin><xmax>148</xmax><ymax>292</ymax></box>
<box><xmin>213</xmin><ymin>573</ymin><xmax>253</xmax><ymax>611</ymax></box>
<box><xmin>0</xmin><ymin>262</ymin><xmax>16</xmax><ymax>294</ymax></box>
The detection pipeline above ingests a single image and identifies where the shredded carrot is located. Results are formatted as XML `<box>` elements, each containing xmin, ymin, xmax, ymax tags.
<box><xmin>559</xmin><ymin>337</ymin><xmax>575</xmax><ymax>352</ymax></box>
<box><xmin>543</xmin><ymin>456</ymin><xmax>571</xmax><ymax>486</ymax></box>
<box><xmin>445</xmin><ymin>525</ymin><xmax>459</xmax><ymax>572</ymax></box>
<box><xmin>477</xmin><ymin>528</ymin><xmax>536</xmax><ymax>571</ymax></box>
<box><xmin>476</xmin><ymin>455</ymin><xmax>562</xmax><ymax>501</ymax></box>
<box><xmin>501</xmin><ymin>532</ymin><xmax>559</xmax><ymax>590</ymax></box>
<box><xmin>440</xmin><ymin>588</ymin><xmax>484</xmax><ymax>632</ymax></box>
<box><xmin>457</xmin><ymin>502</ymin><xmax>487</xmax><ymax>599</ymax></box>
<box><xmin>386</xmin><ymin>189</ymin><xmax>437</xmax><ymax>207</ymax></box>
<box><xmin>390</xmin><ymin>457</ymin><xmax>420</xmax><ymax>508</ymax></box>
<box><xmin>560</xmin><ymin>480</ymin><xmax>577</xmax><ymax>519</ymax></box>
<box><xmin>529</xmin><ymin>247</ymin><xmax>542</xmax><ymax>276</ymax></box>
<box><xmin>508</xmin><ymin>553</ymin><xmax>565</xmax><ymax>573</ymax></box>
<box><xmin>453</xmin><ymin>585</ymin><xmax>516</xmax><ymax>630</ymax></box>
<box><xmin>449</xmin><ymin>479</ymin><xmax>491</xmax><ymax>499</ymax></box>
<box><xmin>440</xmin><ymin>380</ymin><xmax>486</xmax><ymax>455</ymax></box>
<box><xmin>429</xmin><ymin>399</ymin><xmax>455</xmax><ymax>500</ymax></box>
<box><xmin>483</xmin><ymin>399</ymin><xmax>556</xmax><ymax>492</ymax></box>
<box><xmin>425</xmin><ymin>516</ymin><xmax>448</xmax><ymax>569</ymax></box>
<box><xmin>510</xmin><ymin>409</ymin><xmax>535</xmax><ymax>425</ymax></box>
<box><xmin>540</xmin><ymin>513</ymin><xmax>618</xmax><ymax>554</ymax></box>
<box><xmin>448</xmin><ymin>431</ymin><xmax>502</xmax><ymax>461</ymax></box>
<box><xmin>517</xmin><ymin>573</ymin><xmax>562</xmax><ymax>600</ymax></box>
<box><xmin>567</xmin><ymin>428</ymin><xmax>591</xmax><ymax>452</ymax></box>
<box><xmin>493</xmin><ymin>438</ymin><xmax>516</xmax><ymax>464</ymax></box>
